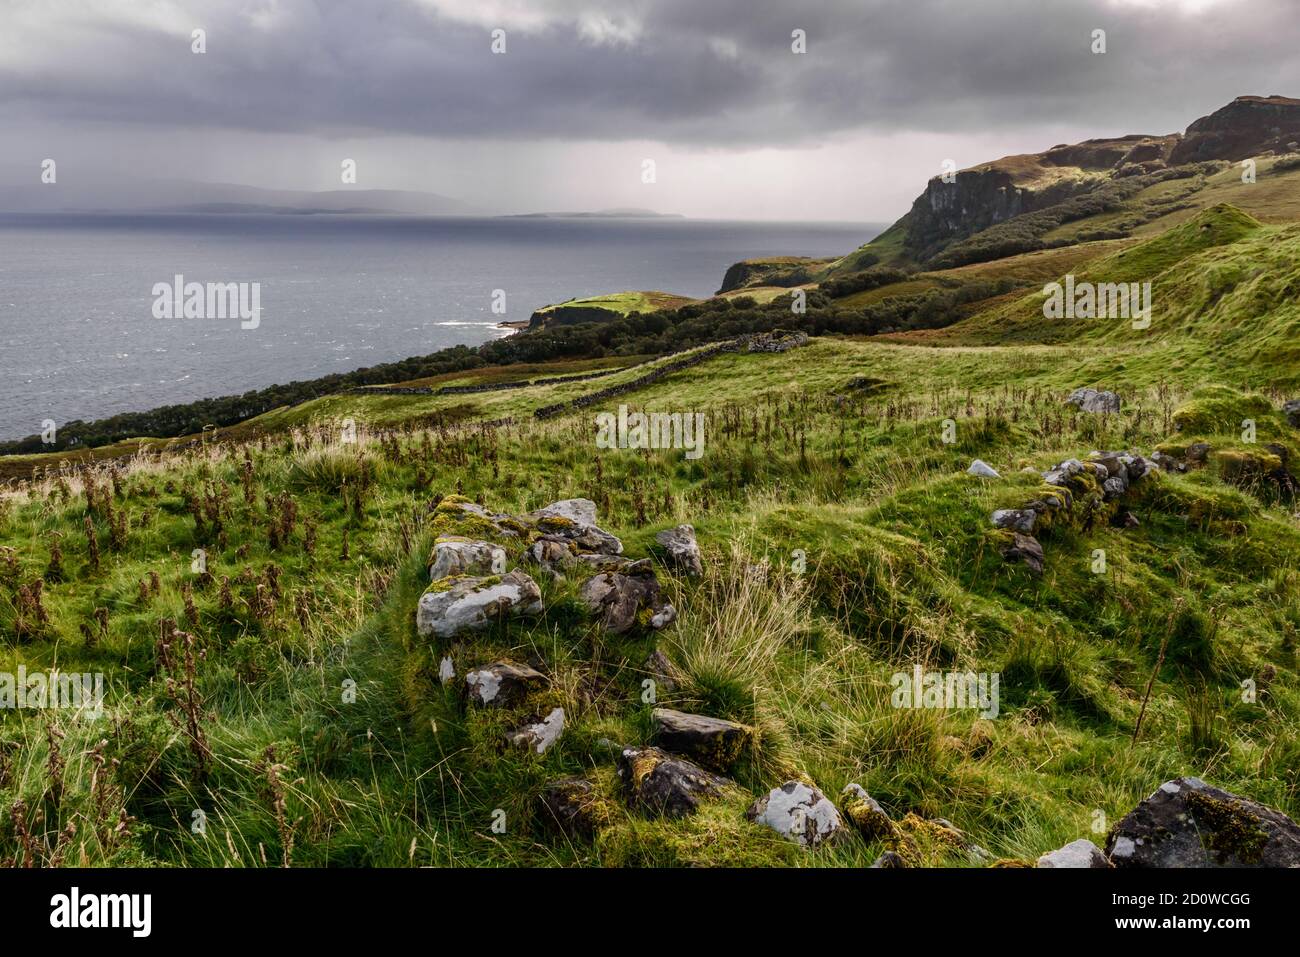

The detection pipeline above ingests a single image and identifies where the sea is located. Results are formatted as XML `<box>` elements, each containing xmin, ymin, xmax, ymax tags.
<box><xmin>0</xmin><ymin>213</ymin><xmax>881</xmax><ymax>440</ymax></box>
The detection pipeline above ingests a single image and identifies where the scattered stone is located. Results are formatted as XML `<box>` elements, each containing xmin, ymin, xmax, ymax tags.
<box><xmin>967</xmin><ymin>459</ymin><xmax>1000</xmax><ymax>478</ymax></box>
<box><xmin>523</xmin><ymin>536</ymin><xmax>578</xmax><ymax>580</ymax></box>
<box><xmin>532</xmin><ymin>498</ymin><xmax>598</xmax><ymax>526</ymax></box>
<box><xmin>464</xmin><ymin>660</ymin><xmax>547</xmax><ymax>709</ymax></box>
<box><xmin>1151</xmin><ymin>450</ymin><xmax>1186</xmax><ymax>473</ymax></box>
<box><xmin>416</xmin><ymin>570</ymin><xmax>543</xmax><ymax>640</ymax></box>
<box><xmin>537</xmin><ymin>777</ymin><xmax>612</xmax><ymax>839</ymax></box>
<box><xmin>1106</xmin><ymin>777</ymin><xmax>1300</xmax><ymax>867</ymax></box>
<box><xmin>992</xmin><ymin>508</ymin><xmax>1037</xmax><ymax>533</ymax></box>
<box><xmin>617</xmin><ymin>746</ymin><xmax>729</xmax><ymax>818</ymax></box>
<box><xmin>841</xmin><ymin>783</ymin><xmax>897</xmax><ymax>842</ymax></box>
<box><xmin>1037</xmin><ymin>838</ymin><xmax>1111</xmax><ymax>868</ymax></box>
<box><xmin>579</xmin><ymin>559</ymin><xmax>676</xmax><ymax>634</ymax></box>
<box><xmin>651</xmin><ymin>708</ymin><xmax>751</xmax><ymax>771</ymax></box>
<box><xmin>1001</xmin><ymin>532</ymin><xmax>1044</xmax><ymax>576</ymax></box>
<box><xmin>1186</xmin><ymin>441</ymin><xmax>1212</xmax><ymax>464</ymax></box>
<box><xmin>528</xmin><ymin>499</ymin><xmax>623</xmax><ymax>555</ymax></box>
<box><xmin>1284</xmin><ymin>398</ymin><xmax>1300</xmax><ymax>428</ymax></box>
<box><xmin>870</xmin><ymin>850</ymin><xmax>907</xmax><ymax>868</ymax></box>
<box><xmin>747</xmin><ymin>780</ymin><xmax>845</xmax><ymax>848</ymax></box>
<box><xmin>1066</xmin><ymin>387</ymin><xmax>1122</xmax><ymax>413</ymax></box>
<box><xmin>655</xmin><ymin>524</ymin><xmax>704</xmax><ymax>577</ymax></box>
<box><xmin>438</xmin><ymin>656</ymin><xmax>455</xmax><ymax>684</ymax></box>
<box><xmin>643</xmin><ymin>648</ymin><xmax>680</xmax><ymax>693</ymax></box>
<box><xmin>428</xmin><ymin>536</ymin><xmax>506</xmax><ymax>581</ymax></box>
<box><xmin>507</xmin><ymin>707</ymin><xmax>565</xmax><ymax>754</ymax></box>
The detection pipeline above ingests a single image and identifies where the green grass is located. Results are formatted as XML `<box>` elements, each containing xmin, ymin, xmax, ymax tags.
<box><xmin>3</xmin><ymin>192</ymin><xmax>1299</xmax><ymax>868</ymax></box>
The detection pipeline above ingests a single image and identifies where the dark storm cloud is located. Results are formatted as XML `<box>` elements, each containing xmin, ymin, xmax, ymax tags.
<box><xmin>2</xmin><ymin>0</ymin><xmax>1297</xmax><ymax>145</ymax></box>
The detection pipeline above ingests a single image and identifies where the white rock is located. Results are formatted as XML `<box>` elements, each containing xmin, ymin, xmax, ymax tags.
<box><xmin>429</xmin><ymin>536</ymin><xmax>506</xmax><ymax>581</ymax></box>
<box><xmin>967</xmin><ymin>459</ymin><xmax>1001</xmax><ymax>478</ymax></box>
<box><xmin>507</xmin><ymin>707</ymin><xmax>566</xmax><ymax>754</ymax></box>
<box><xmin>533</xmin><ymin>498</ymin><xmax>598</xmax><ymax>526</ymax></box>
<box><xmin>416</xmin><ymin>570</ymin><xmax>543</xmax><ymax>640</ymax></box>
<box><xmin>747</xmin><ymin>780</ymin><xmax>844</xmax><ymax>848</ymax></box>
<box><xmin>1037</xmin><ymin>838</ymin><xmax>1110</xmax><ymax>868</ymax></box>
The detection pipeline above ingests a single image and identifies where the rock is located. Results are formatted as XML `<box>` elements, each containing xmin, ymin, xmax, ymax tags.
<box><xmin>416</xmin><ymin>570</ymin><xmax>543</xmax><ymax>640</ymax></box>
<box><xmin>967</xmin><ymin>459</ymin><xmax>1000</xmax><ymax>478</ymax></box>
<box><xmin>1284</xmin><ymin>398</ymin><xmax>1300</xmax><ymax>428</ymax></box>
<box><xmin>528</xmin><ymin>499</ymin><xmax>622</xmax><ymax>555</ymax></box>
<box><xmin>870</xmin><ymin>850</ymin><xmax>907</xmax><ymax>868</ymax></box>
<box><xmin>1106</xmin><ymin>777</ymin><xmax>1300</xmax><ymax>867</ymax></box>
<box><xmin>523</xmin><ymin>536</ymin><xmax>578</xmax><ymax>579</ymax></box>
<box><xmin>428</xmin><ymin>536</ymin><xmax>506</xmax><ymax>581</ymax></box>
<box><xmin>507</xmin><ymin>707</ymin><xmax>565</xmax><ymax>754</ymax></box>
<box><xmin>1102</xmin><ymin>475</ymin><xmax>1129</xmax><ymax>499</ymax></box>
<box><xmin>1066</xmin><ymin>387</ymin><xmax>1122</xmax><ymax>413</ymax></box>
<box><xmin>747</xmin><ymin>780</ymin><xmax>845</xmax><ymax>848</ymax></box>
<box><xmin>651</xmin><ymin>708</ymin><xmax>751</xmax><ymax>771</ymax></box>
<box><xmin>532</xmin><ymin>498</ymin><xmax>598</xmax><ymax>526</ymax></box>
<box><xmin>1187</xmin><ymin>441</ymin><xmax>1212</xmax><ymax>464</ymax></box>
<box><xmin>1037</xmin><ymin>838</ymin><xmax>1111</xmax><ymax>868</ymax></box>
<box><xmin>537</xmin><ymin>777</ymin><xmax>611</xmax><ymax>839</ymax></box>
<box><xmin>1001</xmin><ymin>532</ymin><xmax>1044</xmax><ymax>576</ymax></box>
<box><xmin>579</xmin><ymin>560</ymin><xmax>676</xmax><ymax>634</ymax></box>
<box><xmin>1151</xmin><ymin>450</ymin><xmax>1185</xmax><ymax>473</ymax></box>
<box><xmin>841</xmin><ymin>783</ymin><xmax>897</xmax><ymax>842</ymax></box>
<box><xmin>617</xmin><ymin>746</ymin><xmax>729</xmax><ymax>818</ymax></box>
<box><xmin>438</xmin><ymin>656</ymin><xmax>455</xmax><ymax>684</ymax></box>
<box><xmin>464</xmin><ymin>660</ymin><xmax>547</xmax><ymax>709</ymax></box>
<box><xmin>1042</xmin><ymin>457</ymin><xmax>1086</xmax><ymax>487</ymax></box>
<box><xmin>991</xmin><ymin>508</ymin><xmax>1037</xmax><ymax>533</ymax></box>
<box><xmin>643</xmin><ymin>648</ymin><xmax>680</xmax><ymax>693</ymax></box>
<box><xmin>655</xmin><ymin>524</ymin><xmax>704</xmax><ymax>577</ymax></box>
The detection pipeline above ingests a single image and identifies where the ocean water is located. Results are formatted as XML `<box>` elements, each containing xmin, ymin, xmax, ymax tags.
<box><xmin>0</xmin><ymin>213</ymin><xmax>880</xmax><ymax>441</ymax></box>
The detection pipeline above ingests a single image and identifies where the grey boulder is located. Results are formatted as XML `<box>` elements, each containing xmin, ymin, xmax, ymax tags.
<box><xmin>464</xmin><ymin>660</ymin><xmax>547</xmax><ymax>709</ymax></box>
<box><xmin>1067</xmin><ymin>388</ymin><xmax>1122</xmax><ymax>413</ymax></box>
<box><xmin>655</xmin><ymin>524</ymin><xmax>704</xmax><ymax>577</ymax></box>
<box><xmin>747</xmin><ymin>780</ymin><xmax>845</xmax><ymax>848</ymax></box>
<box><xmin>416</xmin><ymin>570</ymin><xmax>543</xmax><ymax>640</ymax></box>
<box><xmin>617</xmin><ymin>746</ymin><xmax>729</xmax><ymax>818</ymax></box>
<box><xmin>1106</xmin><ymin>777</ymin><xmax>1300</xmax><ymax>868</ymax></box>
<box><xmin>1037</xmin><ymin>838</ymin><xmax>1111</xmax><ymax>868</ymax></box>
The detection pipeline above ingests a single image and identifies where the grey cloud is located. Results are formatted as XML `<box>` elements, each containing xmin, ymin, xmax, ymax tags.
<box><xmin>2</xmin><ymin>0</ymin><xmax>1298</xmax><ymax>146</ymax></box>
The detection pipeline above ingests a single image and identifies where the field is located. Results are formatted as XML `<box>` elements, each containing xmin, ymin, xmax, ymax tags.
<box><xmin>3</xmin><ymin>202</ymin><xmax>1298</xmax><ymax>866</ymax></box>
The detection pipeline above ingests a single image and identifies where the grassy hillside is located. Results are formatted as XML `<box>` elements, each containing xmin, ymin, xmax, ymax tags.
<box><xmin>944</xmin><ymin>205</ymin><xmax>1300</xmax><ymax>389</ymax></box>
<box><xmin>3</xmin><ymin>302</ymin><xmax>1297</xmax><ymax>865</ymax></box>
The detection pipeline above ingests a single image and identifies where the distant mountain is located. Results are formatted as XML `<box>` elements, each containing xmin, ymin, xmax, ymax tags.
<box><xmin>503</xmin><ymin>207</ymin><xmax>684</xmax><ymax>219</ymax></box>
<box><xmin>846</xmin><ymin>94</ymin><xmax>1300</xmax><ymax>271</ymax></box>
<box><xmin>0</xmin><ymin>177</ymin><xmax>485</xmax><ymax>216</ymax></box>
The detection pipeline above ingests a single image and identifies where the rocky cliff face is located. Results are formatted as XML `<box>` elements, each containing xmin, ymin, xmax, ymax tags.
<box><xmin>902</xmin><ymin>135</ymin><xmax>1179</xmax><ymax>263</ymax></box>
<box><xmin>888</xmin><ymin>97</ymin><xmax>1298</xmax><ymax>266</ymax></box>
<box><xmin>716</xmin><ymin>257</ymin><xmax>833</xmax><ymax>294</ymax></box>
<box><xmin>1169</xmin><ymin>95</ymin><xmax>1300</xmax><ymax>164</ymax></box>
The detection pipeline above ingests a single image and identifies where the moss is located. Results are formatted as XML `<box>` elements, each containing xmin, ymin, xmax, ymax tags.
<box><xmin>1185</xmin><ymin>790</ymin><xmax>1269</xmax><ymax>864</ymax></box>
<box><xmin>423</xmin><ymin>575</ymin><xmax>465</xmax><ymax>595</ymax></box>
<box><xmin>989</xmin><ymin>858</ymin><xmax>1035</xmax><ymax>868</ymax></box>
<box><xmin>1172</xmin><ymin>388</ymin><xmax>1276</xmax><ymax>437</ymax></box>
<box><xmin>842</xmin><ymin>796</ymin><xmax>899</xmax><ymax>842</ymax></box>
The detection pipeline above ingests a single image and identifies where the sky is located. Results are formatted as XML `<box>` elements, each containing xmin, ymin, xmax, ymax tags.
<box><xmin>1</xmin><ymin>0</ymin><xmax>1298</xmax><ymax>220</ymax></box>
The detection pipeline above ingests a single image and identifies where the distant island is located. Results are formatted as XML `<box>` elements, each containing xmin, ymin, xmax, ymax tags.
<box><xmin>503</xmin><ymin>208</ymin><xmax>685</xmax><ymax>219</ymax></box>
